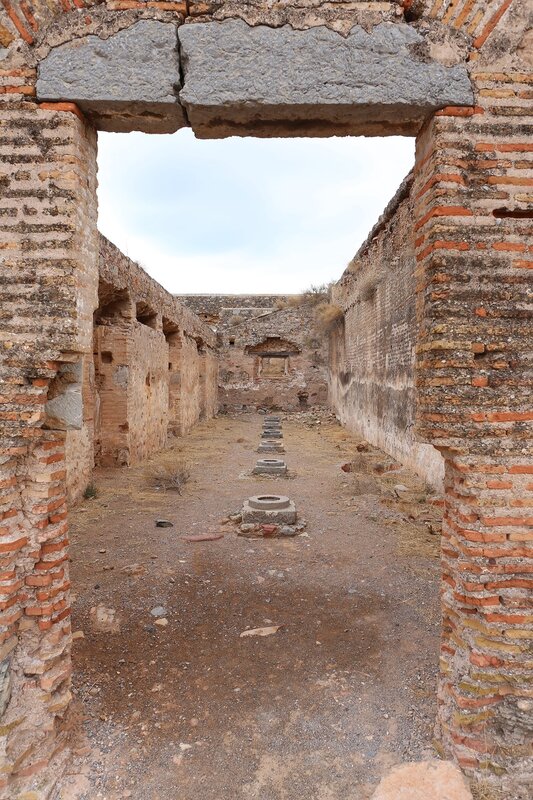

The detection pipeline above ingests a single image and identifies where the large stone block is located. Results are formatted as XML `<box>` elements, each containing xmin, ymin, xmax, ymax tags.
<box><xmin>179</xmin><ymin>21</ymin><xmax>474</xmax><ymax>138</ymax></box>
<box><xmin>37</xmin><ymin>21</ymin><xmax>185</xmax><ymax>133</ymax></box>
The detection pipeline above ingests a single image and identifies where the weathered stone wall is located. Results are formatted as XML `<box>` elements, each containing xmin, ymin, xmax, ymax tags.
<box><xmin>204</xmin><ymin>350</ymin><xmax>220</xmax><ymax>419</ymax></box>
<box><xmin>218</xmin><ymin>305</ymin><xmax>329</xmax><ymax>412</ymax></box>
<box><xmin>0</xmin><ymin>1</ymin><xmax>531</xmax><ymax>796</ymax></box>
<box><xmin>0</xmin><ymin>100</ymin><xmax>98</xmax><ymax>798</ymax></box>
<box><xmin>64</xmin><ymin>237</ymin><xmax>218</xmax><ymax>488</ymax></box>
<box><xmin>94</xmin><ymin>323</ymin><xmax>130</xmax><ymax>467</ymax></box>
<box><xmin>179</xmin><ymin>294</ymin><xmax>287</xmax><ymax>328</ymax></box>
<box><xmin>180</xmin><ymin>334</ymin><xmax>202</xmax><ymax>434</ymax></box>
<box><xmin>330</xmin><ymin>175</ymin><xmax>445</xmax><ymax>488</ymax></box>
<box><xmin>94</xmin><ymin>237</ymin><xmax>217</xmax><ymax>463</ymax></box>
<box><xmin>64</xmin><ymin>355</ymin><xmax>96</xmax><ymax>501</ymax></box>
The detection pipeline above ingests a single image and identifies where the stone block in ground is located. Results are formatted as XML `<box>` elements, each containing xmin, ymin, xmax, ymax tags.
<box><xmin>179</xmin><ymin>20</ymin><xmax>474</xmax><ymax>138</ymax></box>
<box><xmin>258</xmin><ymin>443</ymin><xmax>285</xmax><ymax>454</ymax></box>
<box><xmin>89</xmin><ymin>604</ymin><xmax>121</xmax><ymax>634</ymax></box>
<box><xmin>252</xmin><ymin>459</ymin><xmax>287</xmax><ymax>475</ymax></box>
<box><xmin>261</xmin><ymin>431</ymin><xmax>283</xmax><ymax>439</ymax></box>
<box><xmin>37</xmin><ymin>20</ymin><xmax>185</xmax><ymax>133</ymax></box>
<box><xmin>370</xmin><ymin>760</ymin><xmax>473</xmax><ymax>800</ymax></box>
<box><xmin>241</xmin><ymin>495</ymin><xmax>297</xmax><ymax>525</ymax></box>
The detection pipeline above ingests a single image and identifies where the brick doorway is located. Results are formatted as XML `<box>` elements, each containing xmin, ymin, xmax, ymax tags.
<box><xmin>0</xmin><ymin>2</ymin><xmax>531</xmax><ymax>797</ymax></box>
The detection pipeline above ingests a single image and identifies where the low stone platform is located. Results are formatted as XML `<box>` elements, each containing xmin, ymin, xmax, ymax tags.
<box><xmin>258</xmin><ymin>442</ymin><xmax>285</xmax><ymax>454</ymax></box>
<box><xmin>242</xmin><ymin>495</ymin><xmax>297</xmax><ymax>524</ymax></box>
<box><xmin>252</xmin><ymin>459</ymin><xmax>287</xmax><ymax>475</ymax></box>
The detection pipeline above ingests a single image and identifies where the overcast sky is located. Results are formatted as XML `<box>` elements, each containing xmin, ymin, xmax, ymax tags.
<box><xmin>97</xmin><ymin>129</ymin><xmax>414</xmax><ymax>295</ymax></box>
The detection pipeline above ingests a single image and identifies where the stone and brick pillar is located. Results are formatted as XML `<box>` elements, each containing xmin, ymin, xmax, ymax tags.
<box><xmin>413</xmin><ymin>76</ymin><xmax>532</xmax><ymax>788</ymax></box>
<box><xmin>0</xmin><ymin>95</ymin><xmax>98</xmax><ymax>796</ymax></box>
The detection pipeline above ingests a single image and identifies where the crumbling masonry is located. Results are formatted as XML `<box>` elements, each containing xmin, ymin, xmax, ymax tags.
<box><xmin>0</xmin><ymin>1</ymin><xmax>532</xmax><ymax>797</ymax></box>
<box><xmin>181</xmin><ymin>295</ymin><xmax>329</xmax><ymax>413</ymax></box>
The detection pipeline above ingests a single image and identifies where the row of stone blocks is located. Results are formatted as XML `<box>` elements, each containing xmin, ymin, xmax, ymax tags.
<box><xmin>35</xmin><ymin>19</ymin><xmax>474</xmax><ymax>137</ymax></box>
<box><xmin>243</xmin><ymin>417</ymin><xmax>297</xmax><ymax>526</ymax></box>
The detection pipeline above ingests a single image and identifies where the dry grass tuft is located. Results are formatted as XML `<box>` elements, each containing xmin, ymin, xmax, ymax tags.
<box><xmin>471</xmin><ymin>781</ymin><xmax>504</xmax><ymax>800</ymax></box>
<box><xmin>146</xmin><ymin>461</ymin><xmax>190</xmax><ymax>494</ymax></box>
<box><xmin>314</xmin><ymin>302</ymin><xmax>344</xmax><ymax>333</ymax></box>
<box><xmin>359</xmin><ymin>274</ymin><xmax>381</xmax><ymax>302</ymax></box>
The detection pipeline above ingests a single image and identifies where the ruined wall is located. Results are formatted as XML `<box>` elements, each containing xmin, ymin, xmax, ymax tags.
<box><xmin>180</xmin><ymin>335</ymin><xmax>202</xmax><ymax>434</ymax></box>
<box><xmin>204</xmin><ymin>350</ymin><xmax>220</xmax><ymax>420</ymax></box>
<box><xmin>126</xmin><ymin>323</ymin><xmax>169</xmax><ymax>462</ymax></box>
<box><xmin>0</xmin><ymin>0</ymin><xmax>531</xmax><ymax>796</ymax></box>
<box><xmin>180</xmin><ymin>294</ymin><xmax>292</xmax><ymax>329</ymax></box>
<box><xmin>0</xmin><ymin>102</ymin><xmax>99</xmax><ymax>798</ymax></box>
<box><xmin>64</xmin><ymin>355</ymin><xmax>96</xmax><ymax>501</ymax></box>
<box><xmin>94</xmin><ymin>323</ymin><xmax>130</xmax><ymax>467</ymax></box>
<box><xmin>330</xmin><ymin>175</ymin><xmax>445</xmax><ymax>488</ymax></box>
<box><xmin>219</xmin><ymin>305</ymin><xmax>328</xmax><ymax>412</ymax></box>
<box><xmin>65</xmin><ymin>237</ymin><xmax>218</xmax><ymax>482</ymax></box>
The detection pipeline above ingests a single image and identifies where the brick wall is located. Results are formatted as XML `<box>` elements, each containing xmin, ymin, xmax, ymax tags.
<box><xmin>0</xmin><ymin>98</ymin><xmax>98</xmax><ymax>796</ymax></box>
<box><xmin>82</xmin><ymin>236</ymin><xmax>219</xmax><ymax>471</ymax></box>
<box><xmin>330</xmin><ymin>175</ymin><xmax>445</xmax><ymax>488</ymax></box>
<box><xmin>219</xmin><ymin>304</ymin><xmax>329</xmax><ymax>412</ymax></box>
<box><xmin>412</xmin><ymin>76</ymin><xmax>532</xmax><ymax>796</ymax></box>
<box><xmin>0</xmin><ymin>0</ymin><xmax>530</xmax><ymax>796</ymax></box>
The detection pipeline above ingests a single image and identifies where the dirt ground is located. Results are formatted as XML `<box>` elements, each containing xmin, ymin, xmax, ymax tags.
<box><xmin>59</xmin><ymin>412</ymin><xmax>444</xmax><ymax>800</ymax></box>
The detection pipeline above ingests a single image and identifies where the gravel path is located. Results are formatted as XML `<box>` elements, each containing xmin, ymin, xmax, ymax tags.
<box><xmin>59</xmin><ymin>413</ymin><xmax>443</xmax><ymax>800</ymax></box>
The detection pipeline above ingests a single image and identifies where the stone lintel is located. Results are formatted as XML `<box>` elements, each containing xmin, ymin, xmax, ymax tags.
<box><xmin>179</xmin><ymin>20</ymin><xmax>474</xmax><ymax>139</ymax></box>
<box><xmin>37</xmin><ymin>20</ymin><xmax>185</xmax><ymax>134</ymax></box>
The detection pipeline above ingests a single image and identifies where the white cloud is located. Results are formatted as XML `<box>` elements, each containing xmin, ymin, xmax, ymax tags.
<box><xmin>97</xmin><ymin>130</ymin><xmax>414</xmax><ymax>294</ymax></box>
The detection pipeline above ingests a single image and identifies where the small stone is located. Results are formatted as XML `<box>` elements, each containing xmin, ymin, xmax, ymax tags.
<box><xmin>72</xmin><ymin>630</ymin><xmax>85</xmax><ymax>640</ymax></box>
<box><xmin>155</xmin><ymin>618</ymin><xmax>168</xmax><ymax>627</ymax></box>
<box><xmin>156</xmin><ymin>519</ymin><xmax>173</xmax><ymax>528</ymax></box>
<box><xmin>279</xmin><ymin>525</ymin><xmax>297</xmax><ymax>537</ymax></box>
<box><xmin>150</xmin><ymin>606</ymin><xmax>167</xmax><ymax>618</ymax></box>
<box><xmin>89</xmin><ymin>604</ymin><xmax>121</xmax><ymax>633</ymax></box>
<box><xmin>394</xmin><ymin>484</ymin><xmax>410</xmax><ymax>493</ymax></box>
<box><xmin>121</xmin><ymin>563</ymin><xmax>145</xmax><ymax>576</ymax></box>
<box><xmin>238</xmin><ymin>523</ymin><xmax>260</xmax><ymax>538</ymax></box>
<box><xmin>371</xmin><ymin>760</ymin><xmax>473</xmax><ymax>800</ymax></box>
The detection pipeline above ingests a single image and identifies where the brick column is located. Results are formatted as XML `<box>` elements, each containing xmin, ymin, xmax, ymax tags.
<box><xmin>0</xmin><ymin>98</ymin><xmax>98</xmax><ymax>797</ymax></box>
<box><xmin>413</xmin><ymin>101</ymin><xmax>532</xmax><ymax>789</ymax></box>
